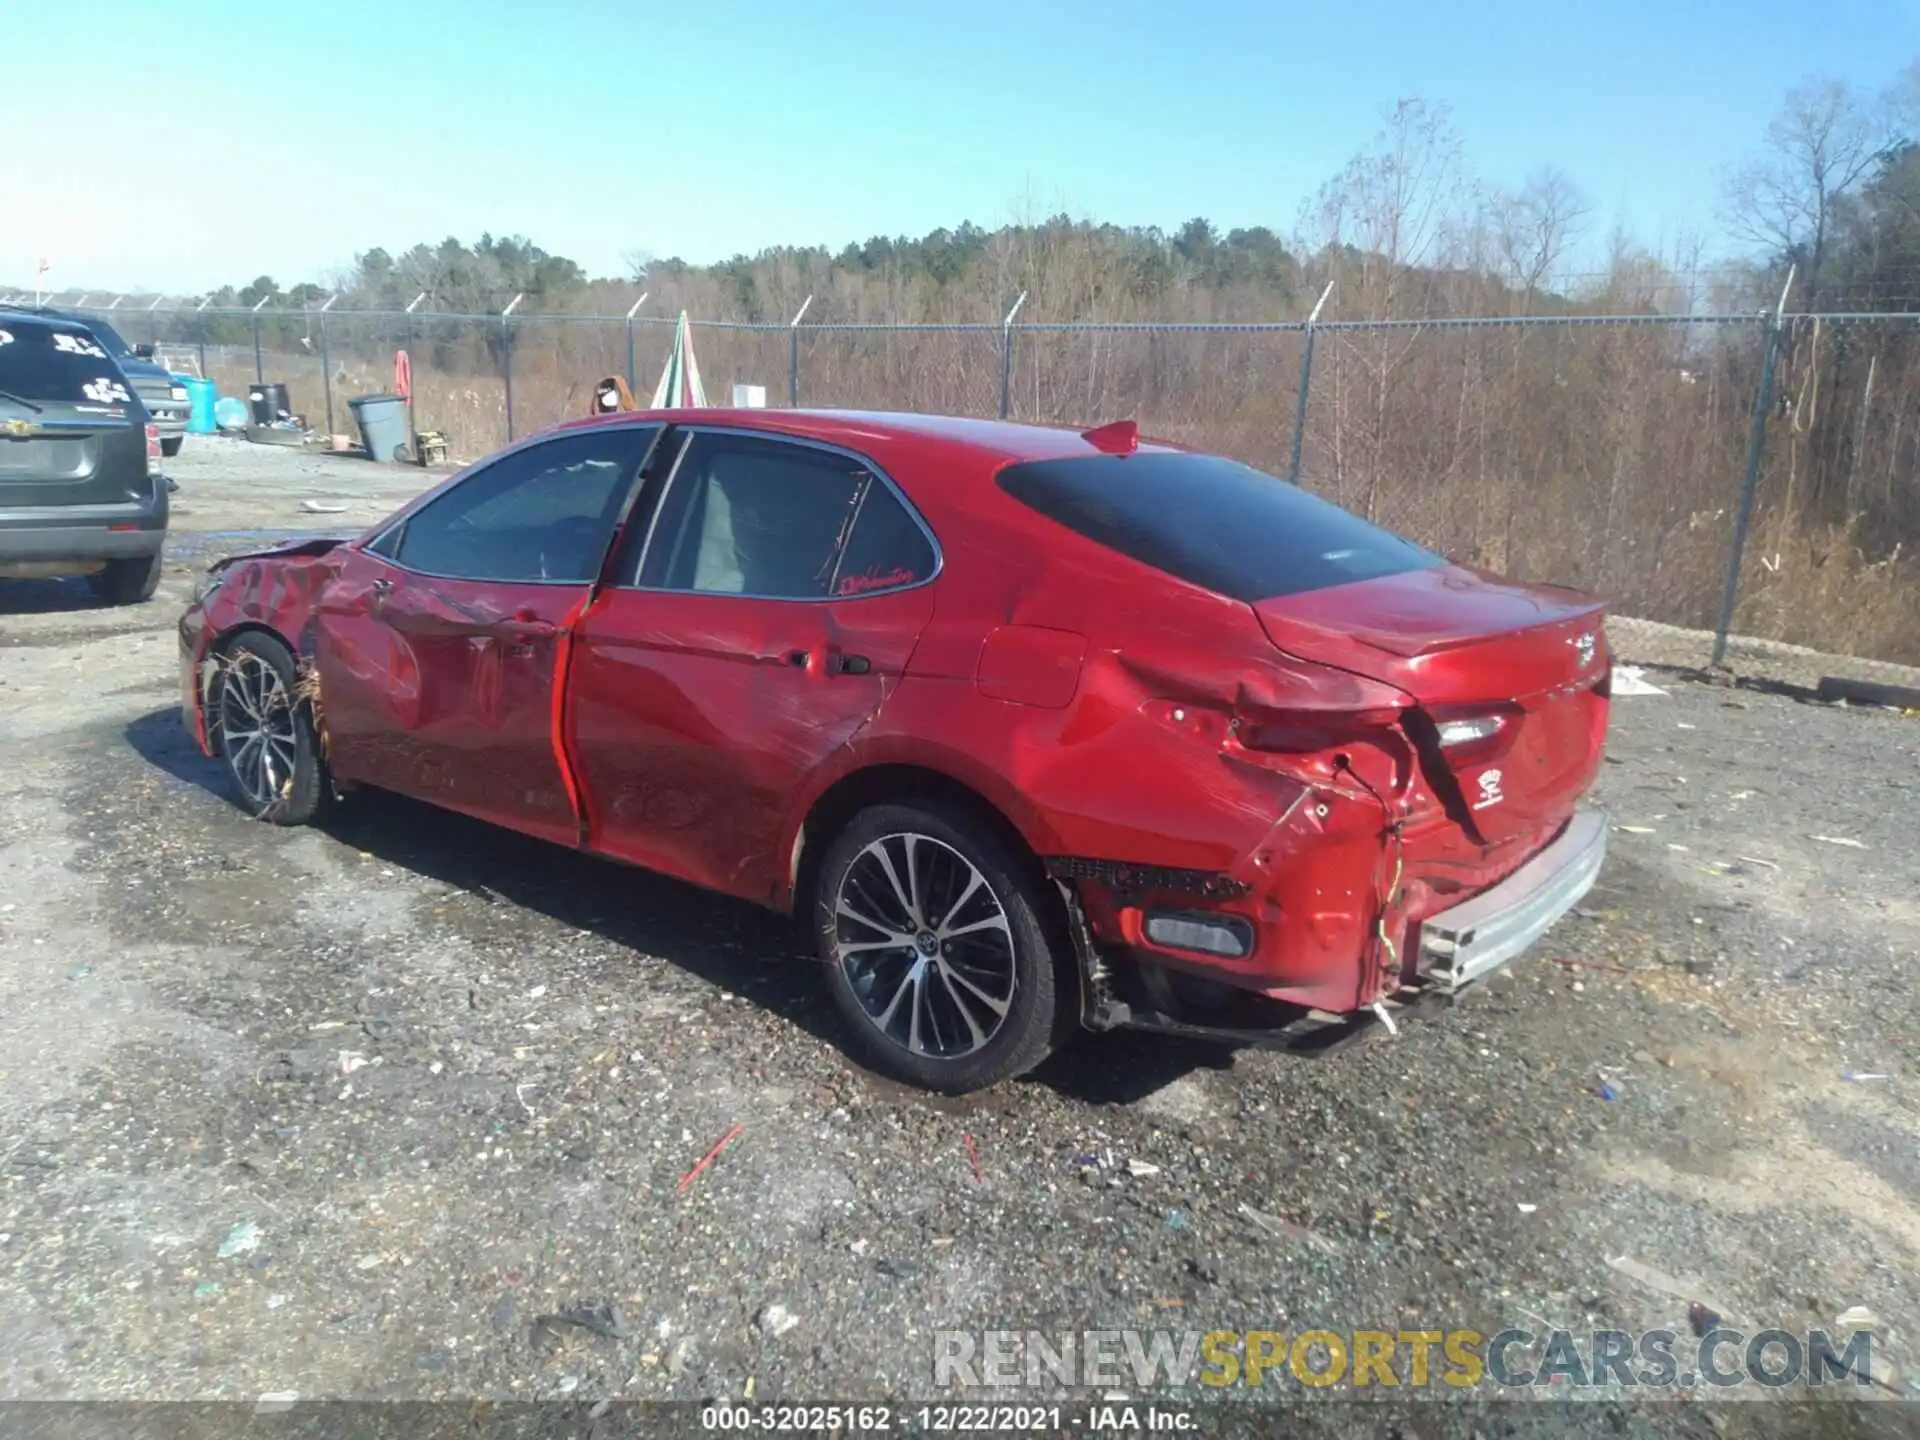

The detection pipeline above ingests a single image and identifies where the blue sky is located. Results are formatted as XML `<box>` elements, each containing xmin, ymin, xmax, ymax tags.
<box><xmin>7</xmin><ymin>0</ymin><xmax>1917</xmax><ymax>296</ymax></box>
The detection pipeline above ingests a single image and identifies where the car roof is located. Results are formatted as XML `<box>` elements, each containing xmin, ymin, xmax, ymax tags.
<box><xmin>554</xmin><ymin>407</ymin><xmax>1185</xmax><ymax>469</ymax></box>
<box><xmin>0</xmin><ymin>307</ymin><xmax>95</xmax><ymax>334</ymax></box>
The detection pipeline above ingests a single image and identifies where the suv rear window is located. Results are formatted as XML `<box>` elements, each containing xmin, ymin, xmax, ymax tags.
<box><xmin>0</xmin><ymin>326</ymin><xmax>134</xmax><ymax>407</ymax></box>
<box><xmin>997</xmin><ymin>452</ymin><xmax>1441</xmax><ymax>602</ymax></box>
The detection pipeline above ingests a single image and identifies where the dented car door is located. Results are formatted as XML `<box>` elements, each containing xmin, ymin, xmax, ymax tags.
<box><xmin>567</xmin><ymin>428</ymin><xmax>939</xmax><ymax>900</ymax></box>
<box><xmin>313</xmin><ymin>426</ymin><xmax>656</xmax><ymax>846</ymax></box>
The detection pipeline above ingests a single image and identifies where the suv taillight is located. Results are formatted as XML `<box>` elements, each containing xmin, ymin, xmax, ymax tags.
<box><xmin>145</xmin><ymin>423</ymin><xmax>161</xmax><ymax>465</ymax></box>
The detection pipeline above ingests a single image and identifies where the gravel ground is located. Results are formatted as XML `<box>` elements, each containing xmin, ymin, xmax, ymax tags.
<box><xmin>1</xmin><ymin>440</ymin><xmax>1917</xmax><ymax>1433</ymax></box>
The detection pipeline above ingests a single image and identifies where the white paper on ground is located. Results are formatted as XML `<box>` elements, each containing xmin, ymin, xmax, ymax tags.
<box><xmin>1612</xmin><ymin>666</ymin><xmax>1668</xmax><ymax>696</ymax></box>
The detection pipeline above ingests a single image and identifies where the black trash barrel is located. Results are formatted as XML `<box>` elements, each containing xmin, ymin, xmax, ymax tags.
<box><xmin>248</xmin><ymin>382</ymin><xmax>292</xmax><ymax>425</ymax></box>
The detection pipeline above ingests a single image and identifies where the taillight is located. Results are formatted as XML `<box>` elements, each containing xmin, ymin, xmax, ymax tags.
<box><xmin>1436</xmin><ymin>715</ymin><xmax>1505</xmax><ymax>748</ymax></box>
<box><xmin>145</xmin><ymin>423</ymin><xmax>160</xmax><ymax>465</ymax></box>
<box><xmin>1427</xmin><ymin>706</ymin><xmax>1519</xmax><ymax>764</ymax></box>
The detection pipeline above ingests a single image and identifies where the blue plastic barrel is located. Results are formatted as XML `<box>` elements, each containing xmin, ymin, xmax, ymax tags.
<box><xmin>184</xmin><ymin>377</ymin><xmax>218</xmax><ymax>433</ymax></box>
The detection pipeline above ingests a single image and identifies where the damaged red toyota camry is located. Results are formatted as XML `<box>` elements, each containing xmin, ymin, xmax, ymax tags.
<box><xmin>179</xmin><ymin>410</ymin><xmax>1610</xmax><ymax>1092</ymax></box>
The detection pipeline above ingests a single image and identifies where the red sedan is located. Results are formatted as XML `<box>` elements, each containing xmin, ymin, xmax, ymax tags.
<box><xmin>179</xmin><ymin>410</ymin><xmax>1610</xmax><ymax>1092</ymax></box>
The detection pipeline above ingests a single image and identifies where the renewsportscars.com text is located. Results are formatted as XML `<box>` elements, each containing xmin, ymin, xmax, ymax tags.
<box><xmin>933</xmin><ymin>1327</ymin><xmax>1876</xmax><ymax>1391</ymax></box>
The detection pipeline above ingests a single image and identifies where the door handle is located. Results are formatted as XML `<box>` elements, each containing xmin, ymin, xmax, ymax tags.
<box><xmin>493</xmin><ymin>617</ymin><xmax>557</xmax><ymax>643</ymax></box>
<box><xmin>832</xmin><ymin>653</ymin><xmax>871</xmax><ymax>676</ymax></box>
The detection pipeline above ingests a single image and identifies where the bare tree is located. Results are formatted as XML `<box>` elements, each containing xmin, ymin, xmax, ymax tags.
<box><xmin>1307</xmin><ymin>98</ymin><xmax>1465</xmax><ymax>318</ymax></box>
<box><xmin>1490</xmin><ymin>167</ymin><xmax>1591</xmax><ymax>311</ymax></box>
<box><xmin>1722</xmin><ymin>78</ymin><xmax>1900</xmax><ymax>302</ymax></box>
<box><xmin>1302</xmin><ymin>99</ymin><xmax>1467</xmax><ymax>519</ymax></box>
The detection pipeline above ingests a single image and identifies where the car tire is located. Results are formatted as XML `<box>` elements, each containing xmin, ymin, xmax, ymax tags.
<box><xmin>88</xmin><ymin>552</ymin><xmax>163</xmax><ymax>605</ymax></box>
<box><xmin>213</xmin><ymin>631</ymin><xmax>329</xmax><ymax>826</ymax></box>
<box><xmin>813</xmin><ymin>800</ymin><xmax>1066</xmax><ymax>1093</ymax></box>
<box><xmin>161</xmin><ymin>436</ymin><xmax>183</xmax><ymax>457</ymax></box>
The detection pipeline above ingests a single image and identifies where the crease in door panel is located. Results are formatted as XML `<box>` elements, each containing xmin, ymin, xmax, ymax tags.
<box><xmin>550</xmin><ymin>588</ymin><xmax>595</xmax><ymax>847</ymax></box>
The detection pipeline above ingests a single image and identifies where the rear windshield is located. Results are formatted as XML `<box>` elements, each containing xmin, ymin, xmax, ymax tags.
<box><xmin>0</xmin><ymin>326</ymin><xmax>135</xmax><ymax>407</ymax></box>
<box><xmin>997</xmin><ymin>452</ymin><xmax>1442</xmax><ymax>602</ymax></box>
<box><xmin>75</xmin><ymin>316</ymin><xmax>130</xmax><ymax>356</ymax></box>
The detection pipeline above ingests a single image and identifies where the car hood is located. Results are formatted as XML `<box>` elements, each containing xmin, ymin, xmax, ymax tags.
<box><xmin>207</xmin><ymin>535</ymin><xmax>352</xmax><ymax>576</ymax></box>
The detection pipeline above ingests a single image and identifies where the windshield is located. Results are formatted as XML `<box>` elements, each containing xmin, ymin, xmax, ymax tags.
<box><xmin>0</xmin><ymin>326</ymin><xmax>136</xmax><ymax>407</ymax></box>
<box><xmin>997</xmin><ymin>451</ymin><xmax>1443</xmax><ymax>603</ymax></box>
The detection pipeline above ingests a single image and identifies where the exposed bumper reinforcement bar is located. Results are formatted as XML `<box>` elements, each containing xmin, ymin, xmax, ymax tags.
<box><xmin>1418</xmin><ymin>807</ymin><xmax>1608</xmax><ymax>992</ymax></box>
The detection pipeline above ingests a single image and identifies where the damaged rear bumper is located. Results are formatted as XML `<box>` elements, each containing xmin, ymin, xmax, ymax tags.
<box><xmin>1416</xmin><ymin>807</ymin><xmax>1606</xmax><ymax>991</ymax></box>
<box><xmin>1064</xmin><ymin>806</ymin><xmax>1608</xmax><ymax>1052</ymax></box>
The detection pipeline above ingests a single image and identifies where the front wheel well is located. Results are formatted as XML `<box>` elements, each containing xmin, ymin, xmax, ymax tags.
<box><xmin>790</xmin><ymin>764</ymin><xmax>1046</xmax><ymax>917</ymax></box>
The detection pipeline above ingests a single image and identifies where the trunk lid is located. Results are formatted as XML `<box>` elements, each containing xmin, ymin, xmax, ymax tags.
<box><xmin>1252</xmin><ymin>564</ymin><xmax>1610</xmax><ymax>843</ymax></box>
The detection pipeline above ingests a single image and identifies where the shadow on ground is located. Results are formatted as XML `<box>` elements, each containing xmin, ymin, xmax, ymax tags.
<box><xmin>122</xmin><ymin>706</ymin><xmax>1231</xmax><ymax>1105</ymax></box>
<box><xmin>0</xmin><ymin>574</ymin><xmax>111</xmax><ymax>616</ymax></box>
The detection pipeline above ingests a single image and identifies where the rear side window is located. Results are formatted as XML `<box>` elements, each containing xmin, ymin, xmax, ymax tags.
<box><xmin>834</xmin><ymin>484</ymin><xmax>936</xmax><ymax>596</ymax></box>
<box><xmin>75</xmin><ymin>317</ymin><xmax>130</xmax><ymax>357</ymax></box>
<box><xmin>0</xmin><ymin>326</ymin><xmax>134</xmax><ymax>407</ymax></box>
<box><xmin>997</xmin><ymin>452</ymin><xmax>1441</xmax><ymax>602</ymax></box>
<box><xmin>638</xmin><ymin>433</ymin><xmax>869</xmax><ymax>599</ymax></box>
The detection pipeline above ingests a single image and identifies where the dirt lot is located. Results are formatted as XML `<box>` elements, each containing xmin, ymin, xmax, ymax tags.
<box><xmin>2</xmin><ymin>437</ymin><xmax>1918</xmax><ymax>1430</ymax></box>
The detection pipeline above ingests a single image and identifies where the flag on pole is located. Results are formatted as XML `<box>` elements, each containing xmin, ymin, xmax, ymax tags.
<box><xmin>649</xmin><ymin>310</ymin><xmax>708</xmax><ymax>409</ymax></box>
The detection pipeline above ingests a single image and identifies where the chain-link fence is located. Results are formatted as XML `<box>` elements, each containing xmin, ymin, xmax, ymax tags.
<box><xmin>12</xmin><ymin>293</ymin><xmax>1919</xmax><ymax>678</ymax></box>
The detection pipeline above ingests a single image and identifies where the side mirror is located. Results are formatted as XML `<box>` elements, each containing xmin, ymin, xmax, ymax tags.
<box><xmin>134</xmin><ymin>343</ymin><xmax>156</xmax><ymax>359</ymax></box>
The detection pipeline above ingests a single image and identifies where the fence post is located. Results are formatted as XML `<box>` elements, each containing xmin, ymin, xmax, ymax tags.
<box><xmin>998</xmin><ymin>291</ymin><xmax>1027</xmax><ymax>420</ymax></box>
<box><xmin>251</xmin><ymin>296</ymin><xmax>269</xmax><ymax>383</ymax></box>
<box><xmin>317</xmin><ymin>292</ymin><xmax>340</xmax><ymax>438</ymax></box>
<box><xmin>501</xmin><ymin>293</ymin><xmax>524</xmax><ymax>442</ymax></box>
<box><xmin>1711</xmin><ymin>266</ymin><xmax>1794</xmax><ymax>669</ymax></box>
<box><xmin>624</xmin><ymin>292</ymin><xmax>648</xmax><ymax>391</ymax></box>
<box><xmin>147</xmin><ymin>295</ymin><xmax>163</xmax><ymax>349</ymax></box>
<box><xmin>402</xmin><ymin>292</ymin><xmax>427</xmax><ymax>441</ymax></box>
<box><xmin>196</xmin><ymin>296</ymin><xmax>211</xmax><ymax>378</ymax></box>
<box><xmin>1289</xmin><ymin>280</ymin><xmax>1334</xmax><ymax>480</ymax></box>
<box><xmin>787</xmin><ymin>294</ymin><xmax>813</xmax><ymax>407</ymax></box>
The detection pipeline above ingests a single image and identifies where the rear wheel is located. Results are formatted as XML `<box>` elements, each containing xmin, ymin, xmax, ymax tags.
<box><xmin>88</xmin><ymin>552</ymin><xmax>162</xmax><ymax>605</ymax></box>
<box><xmin>813</xmin><ymin>801</ymin><xmax>1064</xmax><ymax>1093</ymax></box>
<box><xmin>215</xmin><ymin>632</ymin><xmax>328</xmax><ymax>826</ymax></box>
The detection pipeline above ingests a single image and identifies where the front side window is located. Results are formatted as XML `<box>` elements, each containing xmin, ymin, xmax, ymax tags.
<box><xmin>637</xmin><ymin>433</ymin><xmax>874</xmax><ymax>599</ymax></box>
<box><xmin>386</xmin><ymin>427</ymin><xmax>653</xmax><ymax>582</ymax></box>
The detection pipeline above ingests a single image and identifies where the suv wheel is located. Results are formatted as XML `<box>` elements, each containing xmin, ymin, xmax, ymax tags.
<box><xmin>89</xmin><ymin>553</ymin><xmax>162</xmax><ymax>605</ymax></box>
<box><xmin>813</xmin><ymin>801</ymin><xmax>1065</xmax><ymax>1093</ymax></box>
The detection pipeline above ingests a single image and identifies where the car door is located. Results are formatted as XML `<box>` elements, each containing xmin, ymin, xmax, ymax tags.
<box><xmin>567</xmin><ymin>427</ymin><xmax>939</xmax><ymax>900</ymax></box>
<box><xmin>313</xmin><ymin>424</ymin><xmax>657</xmax><ymax>846</ymax></box>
